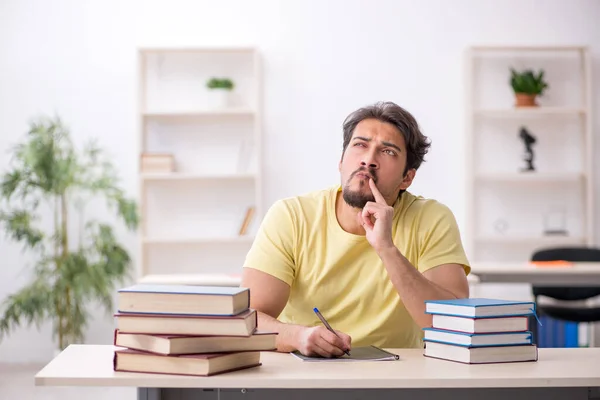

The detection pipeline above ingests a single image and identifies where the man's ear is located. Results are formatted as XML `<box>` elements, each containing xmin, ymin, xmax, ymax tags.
<box><xmin>399</xmin><ymin>169</ymin><xmax>416</xmax><ymax>190</ymax></box>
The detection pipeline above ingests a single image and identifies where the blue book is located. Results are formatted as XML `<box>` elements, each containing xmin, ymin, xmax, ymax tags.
<box><xmin>556</xmin><ymin>319</ymin><xmax>565</xmax><ymax>347</ymax></box>
<box><xmin>425</xmin><ymin>298</ymin><xmax>536</xmax><ymax>318</ymax></box>
<box><xmin>537</xmin><ymin>315</ymin><xmax>547</xmax><ymax>347</ymax></box>
<box><xmin>117</xmin><ymin>284</ymin><xmax>250</xmax><ymax>316</ymax></box>
<box><xmin>565</xmin><ymin>321</ymin><xmax>579</xmax><ymax>348</ymax></box>
<box><xmin>423</xmin><ymin>328</ymin><xmax>533</xmax><ymax>347</ymax></box>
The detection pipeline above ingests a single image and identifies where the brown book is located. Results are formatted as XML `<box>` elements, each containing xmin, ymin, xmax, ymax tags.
<box><xmin>238</xmin><ymin>206</ymin><xmax>255</xmax><ymax>235</ymax></box>
<box><xmin>114</xmin><ymin>329</ymin><xmax>277</xmax><ymax>355</ymax></box>
<box><xmin>113</xmin><ymin>348</ymin><xmax>261</xmax><ymax>376</ymax></box>
<box><xmin>140</xmin><ymin>153</ymin><xmax>175</xmax><ymax>173</ymax></box>
<box><xmin>117</xmin><ymin>284</ymin><xmax>250</xmax><ymax>316</ymax></box>
<box><xmin>114</xmin><ymin>309</ymin><xmax>257</xmax><ymax>336</ymax></box>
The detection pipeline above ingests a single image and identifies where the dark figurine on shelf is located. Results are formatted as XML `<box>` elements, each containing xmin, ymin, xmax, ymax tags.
<box><xmin>519</xmin><ymin>126</ymin><xmax>536</xmax><ymax>172</ymax></box>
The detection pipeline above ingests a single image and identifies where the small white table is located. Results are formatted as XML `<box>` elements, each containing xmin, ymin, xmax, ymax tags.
<box><xmin>35</xmin><ymin>345</ymin><xmax>600</xmax><ymax>400</ymax></box>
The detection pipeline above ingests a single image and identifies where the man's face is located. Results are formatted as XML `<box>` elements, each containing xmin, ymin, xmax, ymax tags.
<box><xmin>339</xmin><ymin>118</ymin><xmax>415</xmax><ymax>208</ymax></box>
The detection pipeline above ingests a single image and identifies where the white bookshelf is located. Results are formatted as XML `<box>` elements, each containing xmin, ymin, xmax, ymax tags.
<box><xmin>465</xmin><ymin>46</ymin><xmax>594</xmax><ymax>263</ymax></box>
<box><xmin>137</xmin><ymin>47</ymin><xmax>262</xmax><ymax>278</ymax></box>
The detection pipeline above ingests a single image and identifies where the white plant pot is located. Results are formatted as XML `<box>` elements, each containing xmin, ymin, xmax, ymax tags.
<box><xmin>206</xmin><ymin>89</ymin><xmax>231</xmax><ymax>109</ymax></box>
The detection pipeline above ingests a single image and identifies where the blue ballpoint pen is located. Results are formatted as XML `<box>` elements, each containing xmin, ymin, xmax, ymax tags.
<box><xmin>313</xmin><ymin>307</ymin><xmax>351</xmax><ymax>356</ymax></box>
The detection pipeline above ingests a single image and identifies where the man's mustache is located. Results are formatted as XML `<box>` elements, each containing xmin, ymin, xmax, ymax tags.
<box><xmin>350</xmin><ymin>167</ymin><xmax>377</xmax><ymax>183</ymax></box>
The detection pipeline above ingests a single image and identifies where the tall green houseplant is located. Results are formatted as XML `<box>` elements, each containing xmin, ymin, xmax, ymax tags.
<box><xmin>0</xmin><ymin>115</ymin><xmax>139</xmax><ymax>350</ymax></box>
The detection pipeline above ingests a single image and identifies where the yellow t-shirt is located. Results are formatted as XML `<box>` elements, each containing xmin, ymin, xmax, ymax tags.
<box><xmin>243</xmin><ymin>185</ymin><xmax>470</xmax><ymax>349</ymax></box>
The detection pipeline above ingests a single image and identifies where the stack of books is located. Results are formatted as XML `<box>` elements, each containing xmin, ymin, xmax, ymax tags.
<box><xmin>422</xmin><ymin>298</ymin><xmax>538</xmax><ymax>364</ymax></box>
<box><xmin>112</xmin><ymin>284</ymin><xmax>277</xmax><ymax>376</ymax></box>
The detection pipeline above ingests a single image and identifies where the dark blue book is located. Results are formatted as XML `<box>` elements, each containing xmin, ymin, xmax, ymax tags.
<box><xmin>425</xmin><ymin>298</ymin><xmax>536</xmax><ymax>318</ymax></box>
<box><xmin>117</xmin><ymin>284</ymin><xmax>250</xmax><ymax>316</ymax></box>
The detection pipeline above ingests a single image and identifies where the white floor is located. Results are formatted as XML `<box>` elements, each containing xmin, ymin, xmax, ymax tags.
<box><xmin>0</xmin><ymin>364</ymin><xmax>136</xmax><ymax>400</ymax></box>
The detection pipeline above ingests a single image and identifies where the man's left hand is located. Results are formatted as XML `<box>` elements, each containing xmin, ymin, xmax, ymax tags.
<box><xmin>357</xmin><ymin>178</ymin><xmax>395</xmax><ymax>254</ymax></box>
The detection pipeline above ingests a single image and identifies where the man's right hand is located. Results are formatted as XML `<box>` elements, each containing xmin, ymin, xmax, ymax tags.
<box><xmin>294</xmin><ymin>326</ymin><xmax>352</xmax><ymax>358</ymax></box>
<box><xmin>241</xmin><ymin>268</ymin><xmax>352</xmax><ymax>357</ymax></box>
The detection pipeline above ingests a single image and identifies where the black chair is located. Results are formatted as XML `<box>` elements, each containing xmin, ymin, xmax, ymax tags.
<box><xmin>529</xmin><ymin>246</ymin><xmax>600</xmax><ymax>346</ymax></box>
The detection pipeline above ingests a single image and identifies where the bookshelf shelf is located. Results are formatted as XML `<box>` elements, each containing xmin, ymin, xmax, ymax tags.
<box><xmin>476</xmin><ymin>235</ymin><xmax>586</xmax><ymax>245</ymax></box>
<box><xmin>138</xmin><ymin>47</ymin><xmax>262</xmax><ymax>278</ymax></box>
<box><xmin>475</xmin><ymin>172</ymin><xmax>585</xmax><ymax>183</ymax></box>
<box><xmin>140</xmin><ymin>46</ymin><xmax>257</xmax><ymax>54</ymax></box>
<box><xmin>138</xmin><ymin>273</ymin><xmax>241</xmax><ymax>286</ymax></box>
<box><xmin>474</xmin><ymin>107</ymin><xmax>586</xmax><ymax>117</ymax></box>
<box><xmin>470</xmin><ymin>45</ymin><xmax>587</xmax><ymax>53</ymax></box>
<box><xmin>143</xmin><ymin>109</ymin><xmax>255</xmax><ymax>121</ymax></box>
<box><xmin>142</xmin><ymin>237</ymin><xmax>255</xmax><ymax>245</ymax></box>
<box><xmin>141</xmin><ymin>173</ymin><xmax>256</xmax><ymax>181</ymax></box>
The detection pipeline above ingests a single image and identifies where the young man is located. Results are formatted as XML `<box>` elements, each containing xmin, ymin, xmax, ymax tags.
<box><xmin>241</xmin><ymin>101</ymin><xmax>470</xmax><ymax>357</ymax></box>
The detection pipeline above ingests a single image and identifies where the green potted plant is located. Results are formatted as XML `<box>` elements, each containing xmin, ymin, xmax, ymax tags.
<box><xmin>509</xmin><ymin>68</ymin><xmax>549</xmax><ymax>107</ymax></box>
<box><xmin>206</xmin><ymin>77</ymin><xmax>235</xmax><ymax>108</ymax></box>
<box><xmin>0</xmin><ymin>115</ymin><xmax>139</xmax><ymax>352</ymax></box>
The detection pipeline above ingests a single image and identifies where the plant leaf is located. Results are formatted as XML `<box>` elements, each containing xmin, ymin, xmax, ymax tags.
<box><xmin>0</xmin><ymin>209</ymin><xmax>45</xmax><ymax>250</ymax></box>
<box><xmin>0</xmin><ymin>277</ymin><xmax>54</xmax><ymax>339</ymax></box>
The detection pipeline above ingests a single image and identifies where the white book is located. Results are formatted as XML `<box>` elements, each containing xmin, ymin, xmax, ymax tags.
<box><xmin>424</xmin><ymin>342</ymin><xmax>538</xmax><ymax>364</ymax></box>
<box><xmin>431</xmin><ymin>314</ymin><xmax>529</xmax><ymax>333</ymax></box>
<box><xmin>423</xmin><ymin>328</ymin><xmax>533</xmax><ymax>347</ymax></box>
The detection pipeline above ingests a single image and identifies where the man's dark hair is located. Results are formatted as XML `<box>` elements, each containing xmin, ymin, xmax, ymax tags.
<box><xmin>341</xmin><ymin>101</ymin><xmax>431</xmax><ymax>175</ymax></box>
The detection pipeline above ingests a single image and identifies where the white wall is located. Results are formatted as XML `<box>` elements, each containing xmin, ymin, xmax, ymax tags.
<box><xmin>1</xmin><ymin>0</ymin><xmax>599</xmax><ymax>363</ymax></box>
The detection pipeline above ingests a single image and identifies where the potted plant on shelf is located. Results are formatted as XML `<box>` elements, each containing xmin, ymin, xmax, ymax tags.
<box><xmin>206</xmin><ymin>77</ymin><xmax>235</xmax><ymax>108</ymax></box>
<box><xmin>0</xmin><ymin>115</ymin><xmax>139</xmax><ymax>353</ymax></box>
<box><xmin>509</xmin><ymin>68</ymin><xmax>549</xmax><ymax>107</ymax></box>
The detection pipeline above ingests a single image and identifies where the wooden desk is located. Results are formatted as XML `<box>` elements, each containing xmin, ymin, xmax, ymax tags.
<box><xmin>470</xmin><ymin>262</ymin><xmax>600</xmax><ymax>286</ymax></box>
<box><xmin>35</xmin><ymin>345</ymin><xmax>600</xmax><ymax>400</ymax></box>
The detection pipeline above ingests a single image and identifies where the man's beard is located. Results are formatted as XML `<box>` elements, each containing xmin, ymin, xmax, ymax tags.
<box><xmin>342</xmin><ymin>167</ymin><xmax>377</xmax><ymax>209</ymax></box>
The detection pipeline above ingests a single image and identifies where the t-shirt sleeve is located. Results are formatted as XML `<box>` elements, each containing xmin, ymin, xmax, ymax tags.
<box><xmin>242</xmin><ymin>199</ymin><xmax>297</xmax><ymax>286</ymax></box>
<box><xmin>417</xmin><ymin>202</ymin><xmax>471</xmax><ymax>275</ymax></box>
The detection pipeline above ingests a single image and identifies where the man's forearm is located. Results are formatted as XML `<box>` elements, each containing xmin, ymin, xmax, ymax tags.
<box><xmin>377</xmin><ymin>246</ymin><xmax>459</xmax><ymax>328</ymax></box>
<box><xmin>257</xmin><ymin>311</ymin><xmax>303</xmax><ymax>352</ymax></box>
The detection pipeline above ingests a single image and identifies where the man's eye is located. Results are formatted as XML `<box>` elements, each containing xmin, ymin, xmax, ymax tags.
<box><xmin>384</xmin><ymin>149</ymin><xmax>396</xmax><ymax>156</ymax></box>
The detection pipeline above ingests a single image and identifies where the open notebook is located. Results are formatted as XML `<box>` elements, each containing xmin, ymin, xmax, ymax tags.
<box><xmin>291</xmin><ymin>346</ymin><xmax>399</xmax><ymax>362</ymax></box>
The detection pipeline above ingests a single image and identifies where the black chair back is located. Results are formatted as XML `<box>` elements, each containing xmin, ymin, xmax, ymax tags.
<box><xmin>531</xmin><ymin>247</ymin><xmax>600</xmax><ymax>301</ymax></box>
